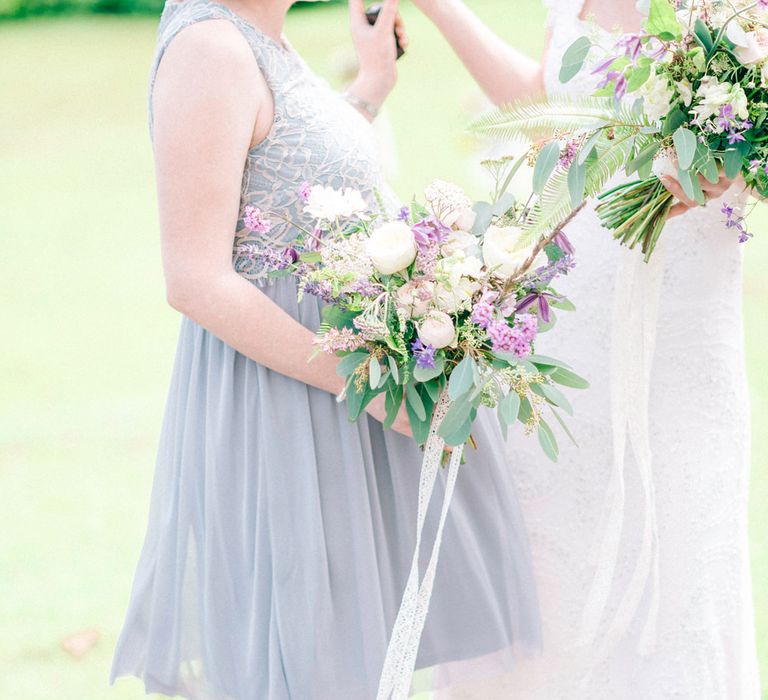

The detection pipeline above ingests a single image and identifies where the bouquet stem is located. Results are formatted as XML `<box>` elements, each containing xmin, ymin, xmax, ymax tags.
<box><xmin>595</xmin><ymin>178</ymin><xmax>674</xmax><ymax>262</ymax></box>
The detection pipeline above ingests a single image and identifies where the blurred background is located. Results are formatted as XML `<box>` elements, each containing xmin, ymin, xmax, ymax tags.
<box><xmin>1</xmin><ymin>0</ymin><xmax>765</xmax><ymax>698</ymax></box>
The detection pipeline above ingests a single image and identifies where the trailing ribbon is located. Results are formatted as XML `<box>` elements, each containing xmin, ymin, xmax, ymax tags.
<box><xmin>377</xmin><ymin>390</ymin><xmax>464</xmax><ymax>700</ymax></box>
<box><xmin>577</xmin><ymin>237</ymin><xmax>668</xmax><ymax>668</ymax></box>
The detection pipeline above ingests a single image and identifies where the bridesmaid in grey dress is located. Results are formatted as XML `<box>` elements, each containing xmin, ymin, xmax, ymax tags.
<box><xmin>110</xmin><ymin>0</ymin><xmax>540</xmax><ymax>697</ymax></box>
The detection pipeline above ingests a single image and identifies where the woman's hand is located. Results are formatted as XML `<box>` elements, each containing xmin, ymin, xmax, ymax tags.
<box><xmin>347</xmin><ymin>0</ymin><xmax>407</xmax><ymax>118</ymax></box>
<box><xmin>366</xmin><ymin>391</ymin><xmax>413</xmax><ymax>438</ymax></box>
<box><xmin>661</xmin><ymin>174</ymin><xmax>736</xmax><ymax>218</ymax></box>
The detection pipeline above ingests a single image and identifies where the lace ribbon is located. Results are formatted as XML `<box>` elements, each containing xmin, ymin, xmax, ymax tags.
<box><xmin>578</xmin><ymin>238</ymin><xmax>669</xmax><ymax>663</ymax></box>
<box><xmin>377</xmin><ymin>391</ymin><xmax>465</xmax><ymax>700</ymax></box>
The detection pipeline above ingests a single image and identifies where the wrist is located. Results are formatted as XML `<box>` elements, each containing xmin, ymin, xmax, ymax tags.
<box><xmin>349</xmin><ymin>69</ymin><xmax>395</xmax><ymax>111</ymax></box>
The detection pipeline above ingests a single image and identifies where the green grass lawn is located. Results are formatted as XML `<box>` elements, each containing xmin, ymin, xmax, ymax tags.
<box><xmin>0</xmin><ymin>2</ymin><xmax>765</xmax><ymax>698</ymax></box>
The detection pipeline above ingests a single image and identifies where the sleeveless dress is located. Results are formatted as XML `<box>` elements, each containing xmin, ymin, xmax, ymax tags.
<box><xmin>441</xmin><ymin>2</ymin><xmax>760</xmax><ymax>698</ymax></box>
<box><xmin>109</xmin><ymin>2</ymin><xmax>542</xmax><ymax>698</ymax></box>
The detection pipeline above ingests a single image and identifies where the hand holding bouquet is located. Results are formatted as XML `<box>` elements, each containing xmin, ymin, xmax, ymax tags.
<box><xmin>473</xmin><ymin>0</ymin><xmax>767</xmax><ymax>260</ymax></box>
<box><xmin>259</xmin><ymin>170</ymin><xmax>586</xmax><ymax>461</ymax></box>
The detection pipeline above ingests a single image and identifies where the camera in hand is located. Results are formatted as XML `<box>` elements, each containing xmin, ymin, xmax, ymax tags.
<box><xmin>365</xmin><ymin>3</ymin><xmax>406</xmax><ymax>60</ymax></box>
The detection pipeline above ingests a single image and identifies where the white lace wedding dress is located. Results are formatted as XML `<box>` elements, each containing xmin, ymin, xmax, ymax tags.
<box><xmin>437</xmin><ymin>1</ymin><xmax>761</xmax><ymax>698</ymax></box>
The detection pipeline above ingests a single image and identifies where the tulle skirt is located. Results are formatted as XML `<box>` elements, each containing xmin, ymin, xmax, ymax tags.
<box><xmin>109</xmin><ymin>275</ymin><xmax>541</xmax><ymax>700</ymax></box>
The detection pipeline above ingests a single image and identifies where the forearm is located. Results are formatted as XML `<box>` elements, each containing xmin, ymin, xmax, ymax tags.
<box><xmin>167</xmin><ymin>270</ymin><xmax>345</xmax><ymax>396</ymax></box>
<box><xmin>420</xmin><ymin>0</ymin><xmax>545</xmax><ymax>105</ymax></box>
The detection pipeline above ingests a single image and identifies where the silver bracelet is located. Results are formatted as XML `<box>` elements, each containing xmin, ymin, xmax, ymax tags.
<box><xmin>341</xmin><ymin>91</ymin><xmax>379</xmax><ymax>119</ymax></box>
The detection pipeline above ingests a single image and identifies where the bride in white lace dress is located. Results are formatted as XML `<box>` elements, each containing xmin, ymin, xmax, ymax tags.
<box><xmin>416</xmin><ymin>0</ymin><xmax>761</xmax><ymax>697</ymax></box>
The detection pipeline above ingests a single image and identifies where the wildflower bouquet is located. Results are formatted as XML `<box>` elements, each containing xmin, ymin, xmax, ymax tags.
<box><xmin>263</xmin><ymin>173</ymin><xmax>587</xmax><ymax>462</ymax></box>
<box><xmin>472</xmin><ymin>0</ymin><xmax>767</xmax><ymax>261</ymax></box>
<box><xmin>242</xmin><ymin>169</ymin><xmax>587</xmax><ymax>700</ymax></box>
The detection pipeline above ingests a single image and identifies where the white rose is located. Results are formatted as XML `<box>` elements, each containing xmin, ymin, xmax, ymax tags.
<box><xmin>365</xmin><ymin>221</ymin><xmax>417</xmax><ymax>275</ymax></box>
<box><xmin>482</xmin><ymin>225</ymin><xmax>533</xmax><ymax>278</ymax></box>
<box><xmin>396</xmin><ymin>279</ymin><xmax>434</xmax><ymax>319</ymax></box>
<box><xmin>454</xmin><ymin>207</ymin><xmax>477</xmax><ymax>231</ymax></box>
<box><xmin>441</xmin><ymin>230</ymin><xmax>478</xmax><ymax>256</ymax></box>
<box><xmin>304</xmin><ymin>186</ymin><xmax>367</xmax><ymax>220</ymax></box>
<box><xmin>735</xmin><ymin>28</ymin><xmax>768</xmax><ymax>66</ymax></box>
<box><xmin>418</xmin><ymin>311</ymin><xmax>455</xmax><ymax>349</ymax></box>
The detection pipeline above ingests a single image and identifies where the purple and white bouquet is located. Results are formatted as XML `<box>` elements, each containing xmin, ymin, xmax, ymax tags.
<box><xmin>249</xmin><ymin>168</ymin><xmax>586</xmax><ymax>462</ymax></box>
<box><xmin>242</xmin><ymin>169</ymin><xmax>587</xmax><ymax>698</ymax></box>
<box><xmin>472</xmin><ymin>0</ymin><xmax>767</xmax><ymax>260</ymax></box>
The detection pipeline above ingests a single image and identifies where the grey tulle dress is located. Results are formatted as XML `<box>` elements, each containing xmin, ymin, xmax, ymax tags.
<box><xmin>109</xmin><ymin>2</ymin><xmax>541</xmax><ymax>698</ymax></box>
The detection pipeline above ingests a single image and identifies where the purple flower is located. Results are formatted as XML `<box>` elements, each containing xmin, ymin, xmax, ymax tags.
<box><xmin>516</xmin><ymin>291</ymin><xmax>563</xmax><ymax>323</ymax></box>
<box><xmin>553</xmin><ymin>231</ymin><xmax>575</xmax><ymax>256</ymax></box>
<box><xmin>471</xmin><ymin>301</ymin><xmax>494</xmax><ymax>329</ymax></box>
<box><xmin>591</xmin><ymin>55</ymin><xmax>619</xmax><ymax>75</ymax></box>
<box><xmin>397</xmin><ymin>206</ymin><xmax>410</xmax><ymax>222</ymax></box>
<box><xmin>412</xmin><ymin>215</ymin><xmax>451</xmax><ymax>250</ymax></box>
<box><xmin>597</xmin><ymin>71</ymin><xmax>627</xmax><ymax>100</ymax></box>
<box><xmin>350</xmin><ymin>279</ymin><xmax>379</xmax><ymax>297</ymax></box>
<box><xmin>243</xmin><ymin>205</ymin><xmax>273</xmax><ymax>234</ymax></box>
<box><xmin>411</xmin><ymin>338</ymin><xmax>436</xmax><ymax>369</ymax></box>
<box><xmin>727</xmin><ymin>131</ymin><xmax>745</xmax><ymax>145</ymax></box>
<box><xmin>299</xmin><ymin>182</ymin><xmax>312</xmax><ymax>202</ymax></box>
<box><xmin>559</xmin><ymin>140</ymin><xmax>579</xmax><ymax>169</ymax></box>
<box><xmin>721</xmin><ymin>202</ymin><xmax>754</xmax><ymax>244</ymax></box>
<box><xmin>487</xmin><ymin>314</ymin><xmax>538</xmax><ymax>357</ymax></box>
<box><xmin>616</xmin><ymin>33</ymin><xmax>642</xmax><ymax>63</ymax></box>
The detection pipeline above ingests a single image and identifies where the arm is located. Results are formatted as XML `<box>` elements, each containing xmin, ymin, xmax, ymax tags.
<box><xmin>414</xmin><ymin>0</ymin><xmax>549</xmax><ymax>105</ymax></box>
<box><xmin>151</xmin><ymin>20</ymin><xmax>410</xmax><ymax>434</ymax></box>
<box><xmin>346</xmin><ymin>0</ymin><xmax>408</xmax><ymax>121</ymax></box>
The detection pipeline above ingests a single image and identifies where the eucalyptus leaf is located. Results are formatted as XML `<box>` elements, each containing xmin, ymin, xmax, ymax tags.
<box><xmin>437</xmin><ymin>397</ymin><xmax>473</xmax><ymax>440</ymax></box>
<box><xmin>492</xmin><ymin>191</ymin><xmax>516</xmax><ymax>216</ymax></box>
<box><xmin>559</xmin><ymin>36</ymin><xmax>592</xmax><ymax>83</ymax></box>
<box><xmin>449</xmin><ymin>356</ymin><xmax>476</xmax><ymax>400</ymax></box>
<box><xmin>441</xmin><ymin>416</ymin><xmax>474</xmax><ymax>447</ymax></box>
<box><xmin>405</xmin><ymin>382</ymin><xmax>426</xmax><ymax>421</ymax></box>
<box><xmin>661</xmin><ymin>106</ymin><xmax>686</xmax><ymax>136</ymax></box>
<box><xmin>499</xmin><ymin>391</ymin><xmax>521</xmax><ymax>426</ymax></box>
<box><xmin>387</xmin><ymin>355</ymin><xmax>400</xmax><ymax>385</ymax></box>
<box><xmin>336</xmin><ymin>351</ymin><xmax>369</xmax><ymax>378</ymax></box>
<box><xmin>384</xmin><ymin>387</ymin><xmax>403</xmax><ymax>430</ymax></box>
<box><xmin>698</xmin><ymin>154</ymin><xmax>719</xmax><ymax>184</ymax></box>
<box><xmin>550</xmin><ymin>367</ymin><xmax>590</xmax><ymax>389</ymax></box>
<box><xmin>538</xmin><ymin>420</ymin><xmax>559</xmax><ymax>462</ymax></box>
<box><xmin>471</xmin><ymin>201</ymin><xmax>494</xmax><ymax>235</ymax></box>
<box><xmin>626</xmin><ymin>141</ymin><xmax>660</xmax><ymax>175</ymax></box>
<box><xmin>532</xmin><ymin>141</ymin><xmax>562</xmax><ymax>195</ymax></box>
<box><xmin>549</xmin><ymin>406</ymin><xmax>579</xmax><ymax>447</ymax></box>
<box><xmin>423</xmin><ymin>378</ymin><xmax>441</xmax><ymax>403</ymax></box>
<box><xmin>413</xmin><ymin>353</ymin><xmax>445</xmax><ymax>382</ymax></box>
<box><xmin>406</xmin><ymin>399</ymin><xmax>431</xmax><ymax>447</ymax></box>
<box><xmin>673</xmin><ymin>127</ymin><xmax>697</xmax><ymax>170</ymax></box>
<box><xmin>368</xmin><ymin>358</ymin><xmax>381</xmax><ymax>391</ymax></box>
<box><xmin>723</xmin><ymin>149</ymin><xmax>742</xmax><ymax>179</ymax></box>
<box><xmin>518</xmin><ymin>397</ymin><xmax>533</xmax><ymax>425</ymax></box>
<box><xmin>540</xmin><ymin>383</ymin><xmax>574</xmax><ymax>415</ymax></box>
<box><xmin>578</xmin><ymin>131</ymin><xmax>602</xmax><ymax>165</ymax></box>
<box><xmin>568</xmin><ymin>159</ymin><xmax>587</xmax><ymax>207</ymax></box>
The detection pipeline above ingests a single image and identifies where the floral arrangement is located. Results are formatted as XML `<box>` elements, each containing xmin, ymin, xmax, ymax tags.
<box><xmin>243</xmin><ymin>169</ymin><xmax>587</xmax><ymax>461</ymax></box>
<box><xmin>471</xmin><ymin>0</ymin><xmax>767</xmax><ymax>261</ymax></box>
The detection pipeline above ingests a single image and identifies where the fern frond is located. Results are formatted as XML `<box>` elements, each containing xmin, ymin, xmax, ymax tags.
<box><xmin>469</xmin><ymin>96</ymin><xmax>645</xmax><ymax>142</ymax></box>
<box><xmin>516</xmin><ymin>128</ymin><xmax>639</xmax><ymax>248</ymax></box>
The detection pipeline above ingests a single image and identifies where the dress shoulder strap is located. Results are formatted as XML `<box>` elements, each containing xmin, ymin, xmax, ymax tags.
<box><xmin>147</xmin><ymin>0</ymin><xmax>290</xmax><ymax>139</ymax></box>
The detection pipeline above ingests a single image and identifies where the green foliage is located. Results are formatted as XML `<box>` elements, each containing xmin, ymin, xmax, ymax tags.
<box><xmin>0</xmin><ymin>0</ymin><xmax>335</xmax><ymax>18</ymax></box>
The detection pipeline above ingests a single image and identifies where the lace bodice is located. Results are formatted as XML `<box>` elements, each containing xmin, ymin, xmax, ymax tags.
<box><xmin>149</xmin><ymin>0</ymin><xmax>396</xmax><ymax>286</ymax></box>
